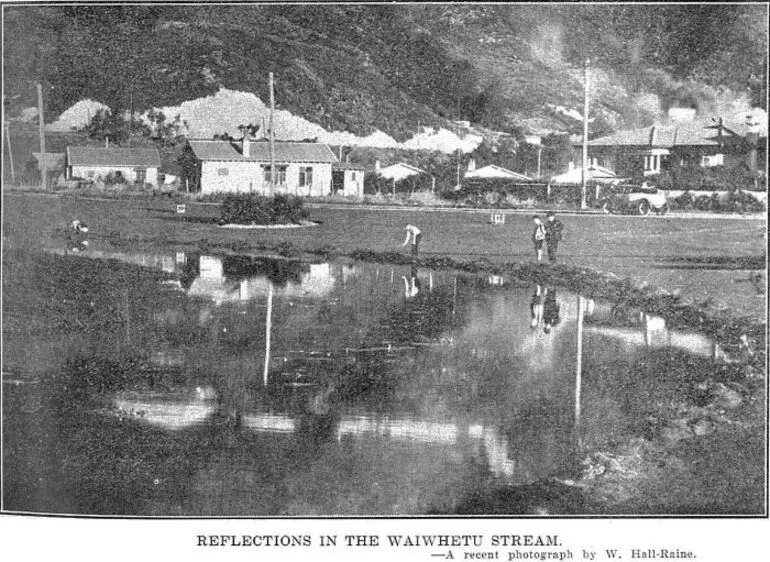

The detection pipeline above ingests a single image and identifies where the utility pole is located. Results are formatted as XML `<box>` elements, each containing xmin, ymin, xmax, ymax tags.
<box><xmin>581</xmin><ymin>59</ymin><xmax>590</xmax><ymax>210</ymax></box>
<box><xmin>268</xmin><ymin>72</ymin><xmax>276</xmax><ymax>195</ymax></box>
<box><xmin>37</xmin><ymin>83</ymin><xmax>47</xmax><ymax>188</ymax></box>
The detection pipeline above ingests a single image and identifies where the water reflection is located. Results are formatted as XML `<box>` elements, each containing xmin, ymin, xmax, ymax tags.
<box><xmin>15</xmin><ymin>245</ymin><xmax>732</xmax><ymax>515</ymax></box>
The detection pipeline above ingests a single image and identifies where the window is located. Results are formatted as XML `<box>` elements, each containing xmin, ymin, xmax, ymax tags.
<box><xmin>263</xmin><ymin>165</ymin><xmax>287</xmax><ymax>184</ymax></box>
<box><xmin>351</xmin><ymin>171</ymin><xmax>357</xmax><ymax>181</ymax></box>
<box><xmin>701</xmin><ymin>154</ymin><xmax>724</xmax><ymax>167</ymax></box>
<box><xmin>135</xmin><ymin>167</ymin><xmax>147</xmax><ymax>183</ymax></box>
<box><xmin>217</xmin><ymin>167</ymin><xmax>229</xmax><ymax>176</ymax></box>
<box><xmin>299</xmin><ymin>166</ymin><xmax>313</xmax><ymax>187</ymax></box>
<box><xmin>644</xmin><ymin>154</ymin><xmax>661</xmax><ymax>174</ymax></box>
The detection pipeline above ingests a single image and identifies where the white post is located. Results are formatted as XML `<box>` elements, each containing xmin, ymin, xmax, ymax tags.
<box><xmin>269</xmin><ymin>72</ymin><xmax>276</xmax><ymax>195</ymax></box>
<box><xmin>5</xmin><ymin>120</ymin><xmax>15</xmax><ymax>183</ymax></box>
<box><xmin>581</xmin><ymin>59</ymin><xmax>590</xmax><ymax>210</ymax></box>
<box><xmin>37</xmin><ymin>83</ymin><xmax>46</xmax><ymax>188</ymax></box>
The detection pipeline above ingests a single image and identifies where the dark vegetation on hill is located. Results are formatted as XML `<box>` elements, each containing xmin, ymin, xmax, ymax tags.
<box><xmin>4</xmin><ymin>4</ymin><xmax>766</xmax><ymax>141</ymax></box>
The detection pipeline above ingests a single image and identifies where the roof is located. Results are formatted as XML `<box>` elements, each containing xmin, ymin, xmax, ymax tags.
<box><xmin>585</xmin><ymin>121</ymin><xmax>748</xmax><ymax>149</ymax></box>
<box><xmin>31</xmin><ymin>152</ymin><xmax>65</xmax><ymax>170</ymax></box>
<box><xmin>550</xmin><ymin>165</ymin><xmax>618</xmax><ymax>184</ymax></box>
<box><xmin>465</xmin><ymin>164</ymin><xmax>531</xmax><ymax>181</ymax></box>
<box><xmin>377</xmin><ymin>162</ymin><xmax>427</xmax><ymax>175</ymax></box>
<box><xmin>67</xmin><ymin>147</ymin><xmax>161</xmax><ymax>167</ymax></box>
<box><xmin>333</xmin><ymin>161</ymin><xmax>367</xmax><ymax>171</ymax></box>
<box><xmin>188</xmin><ymin>140</ymin><xmax>338</xmax><ymax>163</ymax></box>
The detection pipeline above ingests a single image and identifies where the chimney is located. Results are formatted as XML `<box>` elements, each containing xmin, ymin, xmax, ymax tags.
<box><xmin>467</xmin><ymin>158</ymin><xmax>476</xmax><ymax>172</ymax></box>
<box><xmin>105</xmin><ymin>137</ymin><xmax>109</xmax><ymax>148</ymax></box>
<box><xmin>242</xmin><ymin>133</ymin><xmax>250</xmax><ymax>158</ymax></box>
<box><xmin>375</xmin><ymin>160</ymin><xmax>381</xmax><ymax>172</ymax></box>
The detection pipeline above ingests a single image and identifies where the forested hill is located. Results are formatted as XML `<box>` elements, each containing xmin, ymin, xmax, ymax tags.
<box><xmin>3</xmin><ymin>4</ymin><xmax>766</xmax><ymax>140</ymax></box>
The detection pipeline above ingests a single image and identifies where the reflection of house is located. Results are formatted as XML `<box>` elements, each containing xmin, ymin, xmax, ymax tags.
<box><xmin>183</xmin><ymin>137</ymin><xmax>339</xmax><ymax>196</ymax></box>
<box><xmin>112</xmin><ymin>386</ymin><xmax>217</xmax><ymax>430</ymax></box>
<box><xmin>66</xmin><ymin>146</ymin><xmax>161</xmax><ymax>185</ymax></box>
<box><xmin>584</xmin><ymin>306</ymin><xmax>722</xmax><ymax>359</ymax></box>
<box><xmin>332</xmin><ymin>162</ymin><xmax>366</xmax><ymax>197</ymax></box>
<box><xmin>187</xmin><ymin>256</ymin><xmax>336</xmax><ymax>305</ymax></box>
<box><xmin>575</xmin><ymin>115</ymin><xmax>766</xmax><ymax>177</ymax></box>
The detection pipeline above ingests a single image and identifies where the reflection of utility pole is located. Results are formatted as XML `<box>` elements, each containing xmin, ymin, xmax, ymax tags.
<box><xmin>263</xmin><ymin>283</ymin><xmax>273</xmax><ymax>386</ymax></box>
<box><xmin>37</xmin><ymin>83</ymin><xmax>47</xmax><ymax>188</ymax></box>
<box><xmin>581</xmin><ymin>59</ymin><xmax>590</xmax><ymax>210</ymax></box>
<box><xmin>4</xmin><ymin>119</ymin><xmax>15</xmax><ymax>183</ymax></box>
<box><xmin>574</xmin><ymin>295</ymin><xmax>585</xmax><ymax>445</ymax></box>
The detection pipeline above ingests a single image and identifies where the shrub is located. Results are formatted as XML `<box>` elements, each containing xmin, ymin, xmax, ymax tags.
<box><xmin>220</xmin><ymin>194</ymin><xmax>309</xmax><ymax>225</ymax></box>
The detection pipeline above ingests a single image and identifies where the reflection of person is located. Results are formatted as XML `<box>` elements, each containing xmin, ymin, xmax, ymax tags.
<box><xmin>530</xmin><ymin>284</ymin><xmax>546</xmax><ymax>328</ymax></box>
<box><xmin>403</xmin><ymin>224</ymin><xmax>422</xmax><ymax>257</ymax></box>
<box><xmin>402</xmin><ymin>263</ymin><xmax>422</xmax><ymax>298</ymax></box>
<box><xmin>542</xmin><ymin>287</ymin><xmax>561</xmax><ymax>334</ymax></box>
<box><xmin>544</xmin><ymin>212</ymin><xmax>563</xmax><ymax>263</ymax></box>
<box><xmin>531</xmin><ymin>216</ymin><xmax>546</xmax><ymax>262</ymax></box>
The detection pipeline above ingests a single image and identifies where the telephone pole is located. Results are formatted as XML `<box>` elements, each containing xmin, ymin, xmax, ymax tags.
<box><xmin>268</xmin><ymin>72</ymin><xmax>276</xmax><ymax>196</ymax></box>
<box><xmin>581</xmin><ymin>59</ymin><xmax>590</xmax><ymax>210</ymax></box>
<box><xmin>37</xmin><ymin>83</ymin><xmax>47</xmax><ymax>188</ymax></box>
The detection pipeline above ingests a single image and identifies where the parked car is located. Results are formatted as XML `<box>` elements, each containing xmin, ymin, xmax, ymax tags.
<box><xmin>600</xmin><ymin>182</ymin><xmax>669</xmax><ymax>215</ymax></box>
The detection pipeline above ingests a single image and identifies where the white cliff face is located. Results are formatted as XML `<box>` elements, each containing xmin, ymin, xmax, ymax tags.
<box><xmin>46</xmin><ymin>88</ymin><xmax>483</xmax><ymax>153</ymax></box>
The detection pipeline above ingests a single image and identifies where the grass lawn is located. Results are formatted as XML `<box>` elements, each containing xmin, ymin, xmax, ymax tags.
<box><xmin>4</xmin><ymin>192</ymin><xmax>766</xmax><ymax>319</ymax></box>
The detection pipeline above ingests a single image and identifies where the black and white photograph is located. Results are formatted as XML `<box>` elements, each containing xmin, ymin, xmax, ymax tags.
<box><xmin>1</xmin><ymin>1</ymin><xmax>767</xmax><ymax>559</ymax></box>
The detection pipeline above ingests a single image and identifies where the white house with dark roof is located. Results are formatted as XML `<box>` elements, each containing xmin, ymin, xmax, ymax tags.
<box><xmin>66</xmin><ymin>147</ymin><xmax>161</xmax><ymax>186</ymax></box>
<box><xmin>575</xmin><ymin>116</ymin><xmax>766</xmax><ymax>178</ymax></box>
<box><xmin>182</xmin><ymin>137</ymin><xmax>339</xmax><ymax>196</ymax></box>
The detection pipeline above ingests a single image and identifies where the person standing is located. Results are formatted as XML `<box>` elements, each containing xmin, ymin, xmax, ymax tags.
<box><xmin>531</xmin><ymin>216</ymin><xmax>546</xmax><ymax>262</ymax></box>
<box><xmin>544</xmin><ymin>211</ymin><xmax>563</xmax><ymax>263</ymax></box>
<box><xmin>403</xmin><ymin>224</ymin><xmax>422</xmax><ymax>257</ymax></box>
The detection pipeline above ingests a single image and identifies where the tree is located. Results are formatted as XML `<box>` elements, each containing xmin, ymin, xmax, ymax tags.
<box><xmin>82</xmin><ymin>109</ymin><xmax>142</xmax><ymax>145</ymax></box>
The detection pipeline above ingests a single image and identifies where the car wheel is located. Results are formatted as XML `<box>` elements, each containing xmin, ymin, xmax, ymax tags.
<box><xmin>657</xmin><ymin>202</ymin><xmax>669</xmax><ymax>216</ymax></box>
<box><xmin>637</xmin><ymin>199</ymin><xmax>651</xmax><ymax>216</ymax></box>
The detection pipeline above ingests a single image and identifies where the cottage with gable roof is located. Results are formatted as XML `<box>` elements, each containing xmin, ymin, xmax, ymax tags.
<box><xmin>66</xmin><ymin>146</ymin><xmax>161</xmax><ymax>186</ymax></box>
<box><xmin>181</xmin><ymin>136</ymin><xmax>339</xmax><ymax>196</ymax></box>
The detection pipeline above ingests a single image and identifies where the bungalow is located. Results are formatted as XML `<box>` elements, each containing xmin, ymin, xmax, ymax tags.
<box><xmin>66</xmin><ymin>146</ymin><xmax>161</xmax><ymax>186</ymax></box>
<box><xmin>375</xmin><ymin>161</ymin><xmax>427</xmax><ymax>182</ymax></box>
<box><xmin>182</xmin><ymin>137</ymin><xmax>339</xmax><ymax>196</ymax></box>
<box><xmin>550</xmin><ymin>162</ymin><xmax>619</xmax><ymax>185</ymax></box>
<box><xmin>464</xmin><ymin>159</ymin><xmax>531</xmax><ymax>181</ymax></box>
<box><xmin>576</xmin><ymin>117</ymin><xmax>766</xmax><ymax>178</ymax></box>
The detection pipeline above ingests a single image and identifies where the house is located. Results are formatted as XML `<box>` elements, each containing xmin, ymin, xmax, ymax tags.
<box><xmin>550</xmin><ymin>162</ymin><xmax>619</xmax><ymax>185</ymax></box>
<box><xmin>66</xmin><ymin>147</ymin><xmax>161</xmax><ymax>186</ymax></box>
<box><xmin>182</xmin><ymin>137</ymin><xmax>339</xmax><ymax>196</ymax></box>
<box><xmin>464</xmin><ymin>159</ymin><xmax>531</xmax><ymax>181</ymax></box>
<box><xmin>332</xmin><ymin>161</ymin><xmax>366</xmax><ymax>197</ymax></box>
<box><xmin>375</xmin><ymin>161</ymin><xmax>427</xmax><ymax>182</ymax></box>
<box><xmin>576</xmin><ymin>116</ymin><xmax>767</xmax><ymax>178</ymax></box>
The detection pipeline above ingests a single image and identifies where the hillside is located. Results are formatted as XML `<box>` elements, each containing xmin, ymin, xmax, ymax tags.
<box><xmin>3</xmin><ymin>4</ymin><xmax>766</xmax><ymax>140</ymax></box>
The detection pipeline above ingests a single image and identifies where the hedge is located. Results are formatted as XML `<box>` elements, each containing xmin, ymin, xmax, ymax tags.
<box><xmin>220</xmin><ymin>194</ymin><xmax>309</xmax><ymax>225</ymax></box>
